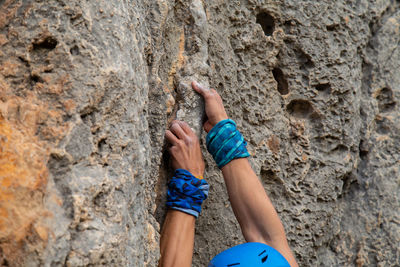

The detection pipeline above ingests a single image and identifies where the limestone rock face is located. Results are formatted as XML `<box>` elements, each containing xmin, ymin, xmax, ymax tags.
<box><xmin>0</xmin><ymin>0</ymin><xmax>399</xmax><ymax>266</ymax></box>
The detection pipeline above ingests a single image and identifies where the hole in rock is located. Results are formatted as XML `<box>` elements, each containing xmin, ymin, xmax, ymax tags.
<box><xmin>359</xmin><ymin>149</ymin><xmax>368</xmax><ymax>160</ymax></box>
<box><xmin>339</xmin><ymin>173</ymin><xmax>356</xmax><ymax>197</ymax></box>
<box><xmin>70</xmin><ymin>45</ymin><xmax>80</xmax><ymax>55</ymax></box>
<box><xmin>376</xmin><ymin>117</ymin><xmax>391</xmax><ymax>135</ymax></box>
<box><xmin>332</xmin><ymin>144</ymin><xmax>348</xmax><ymax>154</ymax></box>
<box><xmin>97</xmin><ymin>138</ymin><xmax>107</xmax><ymax>152</ymax></box>
<box><xmin>32</xmin><ymin>36</ymin><xmax>58</xmax><ymax>50</ymax></box>
<box><xmin>358</xmin><ymin>140</ymin><xmax>368</xmax><ymax>160</ymax></box>
<box><xmin>286</xmin><ymin>99</ymin><xmax>313</xmax><ymax>118</ymax></box>
<box><xmin>376</xmin><ymin>87</ymin><xmax>396</xmax><ymax>113</ymax></box>
<box><xmin>94</xmin><ymin>191</ymin><xmax>107</xmax><ymax>207</ymax></box>
<box><xmin>326</xmin><ymin>24</ymin><xmax>339</xmax><ymax>31</ymax></box>
<box><xmin>297</xmin><ymin>48</ymin><xmax>314</xmax><ymax>70</ymax></box>
<box><xmin>261</xmin><ymin>169</ymin><xmax>275</xmax><ymax>181</ymax></box>
<box><xmin>315</xmin><ymin>83</ymin><xmax>331</xmax><ymax>94</ymax></box>
<box><xmin>256</xmin><ymin>12</ymin><xmax>275</xmax><ymax>36</ymax></box>
<box><xmin>30</xmin><ymin>73</ymin><xmax>41</xmax><ymax>83</ymax></box>
<box><xmin>18</xmin><ymin>56</ymin><xmax>29</xmax><ymax>66</ymax></box>
<box><xmin>272</xmin><ymin>68</ymin><xmax>289</xmax><ymax>95</ymax></box>
<box><xmin>283</xmin><ymin>20</ymin><xmax>295</xmax><ymax>34</ymax></box>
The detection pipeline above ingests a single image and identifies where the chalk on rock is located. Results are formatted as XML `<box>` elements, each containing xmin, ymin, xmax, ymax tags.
<box><xmin>176</xmin><ymin>79</ymin><xmax>206</xmax><ymax>137</ymax></box>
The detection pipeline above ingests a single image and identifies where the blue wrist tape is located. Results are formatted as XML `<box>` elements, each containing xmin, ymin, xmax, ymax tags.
<box><xmin>166</xmin><ymin>169</ymin><xmax>209</xmax><ymax>218</ymax></box>
<box><xmin>206</xmin><ymin>119</ymin><xmax>250</xmax><ymax>168</ymax></box>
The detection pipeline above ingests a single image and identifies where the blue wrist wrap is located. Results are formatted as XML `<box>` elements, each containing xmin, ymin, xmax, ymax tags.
<box><xmin>206</xmin><ymin>119</ymin><xmax>250</xmax><ymax>168</ymax></box>
<box><xmin>166</xmin><ymin>169</ymin><xmax>209</xmax><ymax>218</ymax></box>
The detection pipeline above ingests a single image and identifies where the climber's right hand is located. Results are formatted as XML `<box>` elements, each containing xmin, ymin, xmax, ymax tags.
<box><xmin>165</xmin><ymin>120</ymin><xmax>205</xmax><ymax>178</ymax></box>
<box><xmin>192</xmin><ymin>81</ymin><xmax>228</xmax><ymax>133</ymax></box>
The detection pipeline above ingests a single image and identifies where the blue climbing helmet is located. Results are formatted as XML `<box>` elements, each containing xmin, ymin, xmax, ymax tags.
<box><xmin>209</xmin><ymin>242</ymin><xmax>290</xmax><ymax>267</ymax></box>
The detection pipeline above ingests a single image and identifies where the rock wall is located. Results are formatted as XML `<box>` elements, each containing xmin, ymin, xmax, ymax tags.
<box><xmin>0</xmin><ymin>0</ymin><xmax>399</xmax><ymax>266</ymax></box>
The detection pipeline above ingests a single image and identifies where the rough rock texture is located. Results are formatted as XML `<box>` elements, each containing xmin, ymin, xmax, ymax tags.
<box><xmin>0</xmin><ymin>0</ymin><xmax>399</xmax><ymax>266</ymax></box>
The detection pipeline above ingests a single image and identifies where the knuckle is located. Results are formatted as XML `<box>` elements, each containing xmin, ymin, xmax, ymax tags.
<box><xmin>204</xmin><ymin>92</ymin><xmax>213</xmax><ymax>99</ymax></box>
<box><xmin>176</xmin><ymin>140</ymin><xmax>185</xmax><ymax>147</ymax></box>
<box><xmin>185</xmin><ymin>136</ymin><xmax>193</xmax><ymax>145</ymax></box>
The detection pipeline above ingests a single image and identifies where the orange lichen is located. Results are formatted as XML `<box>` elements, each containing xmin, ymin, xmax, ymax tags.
<box><xmin>0</xmin><ymin>0</ymin><xmax>22</xmax><ymax>29</ymax></box>
<box><xmin>0</xmin><ymin>116</ymin><xmax>49</xmax><ymax>234</ymax></box>
<box><xmin>0</xmin><ymin>60</ymin><xmax>20</xmax><ymax>76</ymax></box>
<box><xmin>63</xmin><ymin>99</ymin><xmax>77</xmax><ymax>113</ymax></box>
<box><xmin>168</xmin><ymin>28</ymin><xmax>186</xmax><ymax>90</ymax></box>
<box><xmin>0</xmin><ymin>34</ymin><xmax>8</xmax><ymax>46</ymax></box>
<box><xmin>267</xmin><ymin>135</ymin><xmax>280</xmax><ymax>155</ymax></box>
<box><xmin>34</xmin><ymin>224</ymin><xmax>49</xmax><ymax>241</ymax></box>
<box><xmin>0</xmin><ymin>72</ymin><xmax>69</xmax><ymax>262</ymax></box>
<box><xmin>0</xmin><ymin>76</ymin><xmax>10</xmax><ymax>97</ymax></box>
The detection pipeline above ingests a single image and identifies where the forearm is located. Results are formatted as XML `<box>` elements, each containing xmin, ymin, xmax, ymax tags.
<box><xmin>221</xmin><ymin>158</ymin><xmax>285</xmax><ymax>242</ymax></box>
<box><xmin>159</xmin><ymin>210</ymin><xmax>195</xmax><ymax>267</ymax></box>
<box><xmin>221</xmin><ymin>158</ymin><xmax>298</xmax><ymax>266</ymax></box>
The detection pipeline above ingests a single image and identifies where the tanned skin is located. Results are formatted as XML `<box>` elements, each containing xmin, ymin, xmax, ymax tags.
<box><xmin>159</xmin><ymin>81</ymin><xmax>298</xmax><ymax>267</ymax></box>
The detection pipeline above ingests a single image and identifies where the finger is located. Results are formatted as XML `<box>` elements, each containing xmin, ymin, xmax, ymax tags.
<box><xmin>192</xmin><ymin>81</ymin><xmax>210</xmax><ymax>97</ymax></box>
<box><xmin>165</xmin><ymin>130</ymin><xmax>179</xmax><ymax>145</ymax></box>
<box><xmin>203</xmin><ymin>121</ymin><xmax>213</xmax><ymax>133</ymax></box>
<box><xmin>170</xmin><ymin>121</ymin><xmax>187</xmax><ymax>139</ymax></box>
<box><xmin>168</xmin><ymin>145</ymin><xmax>178</xmax><ymax>154</ymax></box>
<box><xmin>177</xmin><ymin>121</ymin><xmax>194</xmax><ymax>135</ymax></box>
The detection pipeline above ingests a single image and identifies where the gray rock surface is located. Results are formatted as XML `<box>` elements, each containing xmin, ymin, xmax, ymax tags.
<box><xmin>0</xmin><ymin>0</ymin><xmax>398</xmax><ymax>266</ymax></box>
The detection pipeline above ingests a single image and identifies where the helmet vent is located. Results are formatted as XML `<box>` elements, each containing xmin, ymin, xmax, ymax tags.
<box><xmin>258</xmin><ymin>250</ymin><xmax>266</xmax><ymax>256</ymax></box>
<box><xmin>227</xmin><ymin>263</ymin><xmax>240</xmax><ymax>266</ymax></box>
<box><xmin>261</xmin><ymin>255</ymin><xmax>268</xmax><ymax>263</ymax></box>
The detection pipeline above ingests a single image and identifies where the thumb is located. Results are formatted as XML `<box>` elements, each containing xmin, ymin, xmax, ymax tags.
<box><xmin>192</xmin><ymin>81</ymin><xmax>210</xmax><ymax>98</ymax></box>
<box><xmin>203</xmin><ymin>121</ymin><xmax>213</xmax><ymax>133</ymax></box>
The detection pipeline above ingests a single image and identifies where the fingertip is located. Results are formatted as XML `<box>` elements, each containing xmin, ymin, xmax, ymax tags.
<box><xmin>165</xmin><ymin>129</ymin><xmax>173</xmax><ymax>136</ymax></box>
<box><xmin>170</xmin><ymin>120</ymin><xmax>180</xmax><ymax>127</ymax></box>
<box><xmin>165</xmin><ymin>129</ymin><xmax>172</xmax><ymax>139</ymax></box>
<box><xmin>191</xmin><ymin>81</ymin><xmax>198</xmax><ymax>88</ymax></box>
<box><xmin>177</xmin><ymin>120</ymin><xmax>188</xmax><ymax>127</ymax></box>
<box><xmin>192</xmin><ymin>81</ymin><xmax>201</xmax><ymax>93</ymax></box>
<box><xmin>178</xmin><ymin>121</ymin><xmax>195</xmax><ymax>135</ymax></box>
<box><xmin>192</xmin><ymin>81</ymin><xmax>210</xmax><ymax>94</ymax></box>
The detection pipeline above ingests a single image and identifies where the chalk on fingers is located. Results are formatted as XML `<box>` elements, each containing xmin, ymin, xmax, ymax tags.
<box><xmin>193</xmin><ymin>81</ymin><xmax>209</xmax><ymax>92</ymax></box>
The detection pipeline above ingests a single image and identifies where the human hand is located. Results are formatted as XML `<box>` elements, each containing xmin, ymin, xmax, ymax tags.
<box><xmin>165</xmin><ymin>120</ymin><xmax>205</xmax><ymax>178</ymax></box>
<box><xmin>192</xmin><ymin>81</ymin><xmax>228</xmax><ymax>133</ymax></box>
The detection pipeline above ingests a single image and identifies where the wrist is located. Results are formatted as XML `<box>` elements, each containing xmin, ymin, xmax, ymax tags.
<box><xmin>206</xmin><ymin>119</ymin><xmax>250</xmax><ymax>168</ymax></box>
<box><xmin>211</xmin><ymin>116</ymin><xmax>229</xmax><ymax>128</ymax></box>
<box><xmin>186</xmin><ymin>168</ymin><xmax>204</xmax><ymax>179</ymax></box>
<box><xmin>166</xmin><ymin>169</ymin><xmax>209</xmax><ymax>218</ymax></box>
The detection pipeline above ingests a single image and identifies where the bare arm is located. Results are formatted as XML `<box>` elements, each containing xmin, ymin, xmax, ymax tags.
<box><xmin>159</xmin><ymin>120</ymin><xmax>206</xmax><ymax>267</ymax></box>
<box><xmin>192</xmin><ymin>81</ymin><xmax>298</xmax><ymax>267</ymax></box>
<box><xmin>221</xmin><ymin>159</ymin><xmax>298</xmax><ymax>267</ymax></box>
<box><xmin>159</xmin><ymin>210</ymin><xmax>195</xmax><ymax>267</ymax></box>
